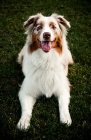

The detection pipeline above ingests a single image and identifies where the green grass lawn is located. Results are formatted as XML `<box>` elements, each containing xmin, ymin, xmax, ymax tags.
<box><xmin>0</xmin><ymin>0</ymin><xmax>91</xmax><ymax>139</ymax></box>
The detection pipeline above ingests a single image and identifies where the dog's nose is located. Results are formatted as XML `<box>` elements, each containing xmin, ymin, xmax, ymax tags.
<box><xmin>43</xmin><ymin>32</ymin><xmax>51</xmax><ymax>40</ymax></box>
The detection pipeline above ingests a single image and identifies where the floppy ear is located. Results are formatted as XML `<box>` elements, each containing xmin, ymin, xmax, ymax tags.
<box><xmin>23</xmin><ymin>13</ymin><xmax>42</xmax><ymax>29</ymax></box>
<box><xmin>51</xmin><ymin>13</ymin><xmax>71</xmax><ymax>28</ymax></box>
<box><xmin>58</xmin><ymin>16</ymin><xmax>70</xmax><ymax>28</ymax></box>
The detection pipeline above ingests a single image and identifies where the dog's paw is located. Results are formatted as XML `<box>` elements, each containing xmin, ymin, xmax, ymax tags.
<box><xmin>17</xmin><ymin>117</ymin><xmax>30</xmax><ymax>130</ymax></box>
<box><xmin>60</xmin><ymin>112</ymin><xmax>72</xmax><ymax>126</ymax></box>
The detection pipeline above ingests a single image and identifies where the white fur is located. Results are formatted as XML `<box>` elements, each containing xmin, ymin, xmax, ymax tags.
<box><xmin>38</xmin><ymin>16</ymin><xmax>61</xmax><ymax>42</ymax></box>
<box><xmin>17</xmin><ymin>13</ymin><xmax>73</xmax><ymax>130</ymax></box>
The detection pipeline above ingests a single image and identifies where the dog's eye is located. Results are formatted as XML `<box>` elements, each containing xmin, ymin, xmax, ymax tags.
<box><xmin>37</xmin><ymin>25</ymin><xmax>42</xmax><ymax>31</ymax></box>
<box><xmin>51</xmin><ymin>25</ymin><xmax>56</xmax><ymax>30</ymax></box>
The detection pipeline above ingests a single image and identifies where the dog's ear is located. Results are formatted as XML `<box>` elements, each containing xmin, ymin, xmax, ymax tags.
<box><xmin>51</xmin><ymin>13</ymin><xmax>71</xmax><ymax>28</ymax></box>
<box><xmin>23</xmin><ymin>13</ymin><xmax>42</xmax><ymax>29</ymax></box>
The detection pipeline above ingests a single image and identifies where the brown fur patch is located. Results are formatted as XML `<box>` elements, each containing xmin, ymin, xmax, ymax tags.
<box><xmin>39</xmin><ymin>21</ymin><xmax>44</xmax><ymax>26</ymax></box>
<box><xmin>53</xmin><ymin>35</ymin><xmax>62</xmax><ymax>54</ymax></box>
<box><xmin>49</xmin><ymin>22</ymin><xmax>56</xmax><ymax>29</ymax></box>
<box><xmin>29</xmin><ymin>33</ymin><xmax>40</xmax><ymax>53</ymax></box>
<box><xmin>34</xmin><ymin>21</ymin><xmax>44</xmax><ymax>28</ymax></box>
<box><xmin>50</xmin><ymin>22</ymin><xmax>54</xmax><ymax>26</ymax></box>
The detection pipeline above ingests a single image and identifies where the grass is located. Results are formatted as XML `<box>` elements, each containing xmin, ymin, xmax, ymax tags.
<box><xmin>0</xmin><ymin>0</ymin><xmax>91</xmax><ymax>139</ymax></box>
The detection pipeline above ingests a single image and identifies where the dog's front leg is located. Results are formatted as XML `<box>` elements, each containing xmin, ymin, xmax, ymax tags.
<box><xmin>17</xmin><ymin>94</ymin><xmax>36</xmax><ymax>130</ymax></box>
<box><xmin>58</xmin><ymin>88</ymin><xmax>72</xmax><ymax>126</ymax></box>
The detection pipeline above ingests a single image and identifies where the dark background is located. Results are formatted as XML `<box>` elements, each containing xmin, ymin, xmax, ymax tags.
<box><xmin>0</xmin><ymin>0</ymin><xmax>91</xmax><ymax>139</ymax></box>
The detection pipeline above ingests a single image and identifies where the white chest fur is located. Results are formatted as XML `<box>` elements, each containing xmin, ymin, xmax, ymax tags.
<box><xmin>22</xmin><ymin>49</ymin><xmax>65</xmax><ymax>97</ymax></box>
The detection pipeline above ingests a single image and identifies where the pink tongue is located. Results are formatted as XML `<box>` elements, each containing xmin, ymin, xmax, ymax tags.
<box><xmin>41</xmin><ymin>42</ymin><xmax>52</xmax><ymax>52</ymax></box>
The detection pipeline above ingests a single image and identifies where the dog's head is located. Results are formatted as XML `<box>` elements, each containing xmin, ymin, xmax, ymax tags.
<box><xmin>24</xmin><ymin>13</ymin><xmax>70</xmax><ymax>53</ymax></box>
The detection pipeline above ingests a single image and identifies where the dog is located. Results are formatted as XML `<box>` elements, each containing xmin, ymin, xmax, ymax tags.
<box><xmin>17</xmin><ymin>13</ymin><xmax>73</xmax><ymax>130</ymax></box>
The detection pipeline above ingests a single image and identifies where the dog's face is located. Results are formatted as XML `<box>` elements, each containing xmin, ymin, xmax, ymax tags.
<box><xmin>24</xmin><ymin>13</ymin><xmax>70</xmax><ymax>53</ymax></box>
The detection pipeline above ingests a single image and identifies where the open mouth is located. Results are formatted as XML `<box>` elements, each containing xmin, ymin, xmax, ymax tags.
<box><xmin>39</xmin><ymin>41</ymin><xmax>54</xmax><ymax>52</ymax></box>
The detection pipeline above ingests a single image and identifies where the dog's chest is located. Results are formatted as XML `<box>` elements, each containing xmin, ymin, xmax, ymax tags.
<box><xmin>33</xmin><ymin>65</ymin><xmax>61</xmax><ymax>97</ymax></box>
<box><xmin>23</xmin><ymin>50</ymin><xmax>63</xmax><ymax>97</ymax></box>
<box><xmin>32</xmin><ymin>55</ymin><xmax>63</xmax><ymax>96</ymax></box>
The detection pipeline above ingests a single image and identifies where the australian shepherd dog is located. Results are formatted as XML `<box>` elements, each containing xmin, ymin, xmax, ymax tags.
<box><xmin>17</xmin><ymin>13</ymin><xmax>73</xmax><ymax>130</ymax></box>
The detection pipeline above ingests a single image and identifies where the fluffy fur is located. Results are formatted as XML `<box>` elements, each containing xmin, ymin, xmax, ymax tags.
<box><xmin>17</xmin><ymin>13</ymin><xmax>73</xmax><ymax>130</ymax></box>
